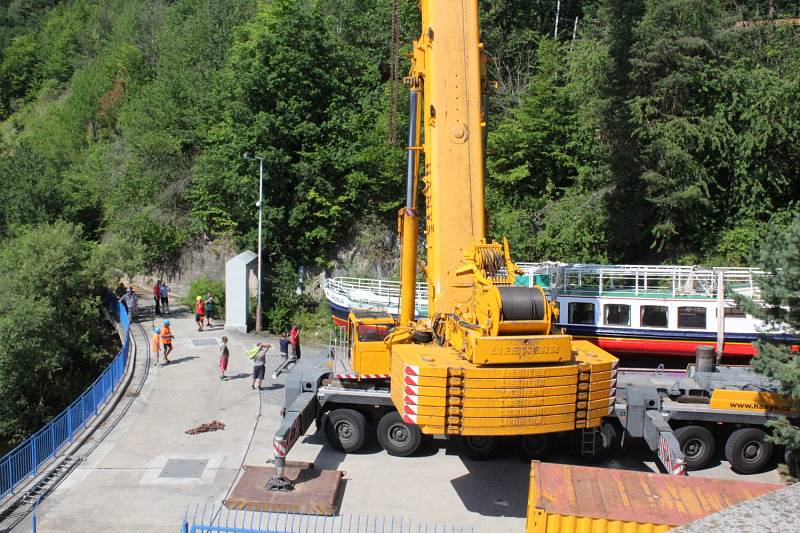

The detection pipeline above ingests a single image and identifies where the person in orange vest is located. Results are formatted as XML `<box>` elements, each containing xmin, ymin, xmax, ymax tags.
<box><xmin>194</xmin><ymin>296</ymin><xmax>206</xmax><ymax>332</ymax></box>
<box><xmin>151</xmin><ymin>327</ymin><xmax>162</xmax><ymax>366</ymax></box>
<box><xmin>160</xmin><ymin>319</ymin><xmax>174</xmax><ymax>364</ymax></box>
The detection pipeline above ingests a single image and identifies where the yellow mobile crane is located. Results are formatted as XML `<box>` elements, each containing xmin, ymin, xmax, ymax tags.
<box><xmin>265</xmin><ymin>0</ymin><xmax>618</xmax><ymax>491</ymax></box>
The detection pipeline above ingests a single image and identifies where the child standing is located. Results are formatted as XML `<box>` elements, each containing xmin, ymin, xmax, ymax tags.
<box><xmin>151</xmin><ymin>327</ymin><xmax>161</xmax><ymax>366</ymax></box>
<box><xmin>160</xmin><ymin>319</ymin><xmax>174</xmax><ymax>364</ymax></box>
<box><xmin>218</xmin><ymin>336</ymin><xmax>230</xmax><ymax>380</ymax></box>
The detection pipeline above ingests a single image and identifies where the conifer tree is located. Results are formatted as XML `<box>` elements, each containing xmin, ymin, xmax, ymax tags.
<box><xmin>744</xmin><ymin>215</ymin><xmax>800</xmax><ymax>473</ymax></box>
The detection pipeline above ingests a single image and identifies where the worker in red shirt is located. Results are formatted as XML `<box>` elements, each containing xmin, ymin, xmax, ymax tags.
<box><xmin>153</xmin><ymin>280</ymin><xmax>161</xmax><ymax>315</ymax></box>
<box><xmin>290</xmin><ymin>324</ymin><xmax>301</xmax><ymax>359</ymax></box>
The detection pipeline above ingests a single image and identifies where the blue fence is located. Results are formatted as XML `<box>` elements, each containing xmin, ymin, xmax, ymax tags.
<box><xmin>183</xmin><ymin>505</ymin><xmax>474</xmax><ymax>533</ymax></box>
<box><xmin>0</xmin><ymin>301</ymin><xmax>131</xmax><ymax>500</ymax></box>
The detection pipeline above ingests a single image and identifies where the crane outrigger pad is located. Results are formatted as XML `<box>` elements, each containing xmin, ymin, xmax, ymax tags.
<box><xmin>224</xmin><ymin>463</ymin><xmax>343</xmax><ymax>515</ymax></box>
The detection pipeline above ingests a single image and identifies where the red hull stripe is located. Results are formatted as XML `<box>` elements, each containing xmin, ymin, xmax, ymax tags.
<box><xmin>573</xmin><ymin>335</ymin><xmax>757</xmax><ymax>357</ymax></box>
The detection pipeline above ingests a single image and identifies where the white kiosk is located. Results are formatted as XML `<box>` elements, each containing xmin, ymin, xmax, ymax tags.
<box><xmin>225</xmin><ymin>250</ymin><xmax>258</xmax><ymax>332</ymax></box>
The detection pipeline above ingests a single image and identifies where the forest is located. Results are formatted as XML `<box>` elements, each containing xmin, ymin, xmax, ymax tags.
<box><xmin>1</xmin><ymin>0</ymin><xmax>799</xmax><ymax>451</ymax></box>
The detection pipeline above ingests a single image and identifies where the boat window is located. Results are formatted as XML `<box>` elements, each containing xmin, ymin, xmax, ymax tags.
<box><xmin>724</xmin><ymin>306</ymin><xmax>746</xmax><ymax>318</ymax></box>
<box><xmin>678</xmin><ymin>307</ymin><xmax>706</xmax><ymax>329</ymax></box>
<box><xmin>357</xmin><ymin>324</ymin><xmax>391</xmax><ymax>342</ymax></box>
<box><xmin>604</xmin><ymin>304</ymin><xmax>630</xmax><ymax>326</ymax></box>
<box><xmin>641</xmin><ymin>305</ymin><xmax>668</xmax><ymax>328</ymax></box>
<box><xmin>568</xmin><ymin>302</ymin><xmax>595</xmax><ymax>325</ymax></box>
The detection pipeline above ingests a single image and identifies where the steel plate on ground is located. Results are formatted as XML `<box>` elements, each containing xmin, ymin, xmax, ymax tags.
<box><xmin>225</xmin><ymin>463</ymin><xmax>343</xmax><ymax>515</ymax></box>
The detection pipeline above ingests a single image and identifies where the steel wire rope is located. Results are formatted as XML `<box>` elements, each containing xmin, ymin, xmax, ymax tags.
<box><xmin>209</xmin><ymin>358</ymin><xmax>267</xmax><ymax>525</ymax></box>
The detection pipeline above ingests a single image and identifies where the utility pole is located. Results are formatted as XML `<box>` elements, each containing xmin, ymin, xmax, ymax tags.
<box><xmin>244</xmin><ymin>152</ymin><xmax>265</xmax><ymax>333</ymax></box>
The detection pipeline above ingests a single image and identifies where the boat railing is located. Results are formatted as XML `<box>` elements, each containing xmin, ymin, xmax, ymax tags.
<box><xmin>516</xmin><ymin>262</ymin><xmax>763</xmax><ymax>299</ymax></box>
<box><xmin>325</xmin><ymin>277</ymin><xmax>429</xmax><ymax>307</ymax></box>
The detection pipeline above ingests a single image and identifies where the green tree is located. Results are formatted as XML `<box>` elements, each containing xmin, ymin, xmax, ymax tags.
<box><xmin>0</xmin><ymin>222</ymin><xmax>113</xmax><ymax>451</ymax></box>
<box><xmin>744</xmin><ymin>216</ymin><xmax>800</xmax><ymax>470</ymax></box>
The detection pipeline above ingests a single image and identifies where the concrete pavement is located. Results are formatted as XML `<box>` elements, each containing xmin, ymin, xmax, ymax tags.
<box><xmin>19</xmin><ymin>305</ymin><xmax>785</xmax><ymax>533</ymax></box>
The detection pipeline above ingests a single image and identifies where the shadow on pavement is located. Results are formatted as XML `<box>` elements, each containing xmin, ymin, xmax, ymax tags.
<box><xmin>165</xmin><ymin>356</ymin><xmax>200</xmax><ymax>365</ymax></box>
<box><xmin>226</xmin><ymin>372</ymin><xmax>251</xmax><ymax>381</ymax></box>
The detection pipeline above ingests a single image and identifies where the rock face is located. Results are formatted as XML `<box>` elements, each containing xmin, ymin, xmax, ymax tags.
<box><xmin>133</xmin><ymin>218</ymin><xmax>409</xmax><ymax>301</ymax></box>
<box><xmin>134</xmin><ymin>238</ymin><xmax>237</xmax><ymax>299</ymax></box>
<box><xmin>330</xmin><ymin>218</ymin><xmax>402</xmax><ymax>280</ymax></box>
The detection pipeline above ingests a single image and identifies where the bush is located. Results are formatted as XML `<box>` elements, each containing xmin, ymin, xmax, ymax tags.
<box><xmin>182</xmin><ymin>276</ymin><xmax>225</xmax><ymax>314</ymax></box>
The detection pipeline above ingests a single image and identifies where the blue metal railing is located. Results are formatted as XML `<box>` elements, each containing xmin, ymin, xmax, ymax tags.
<box><xmin>0</xmin><ymin>300</ymin><xmax>131</xmax><ymax>500</ymax></box>
<box><xmin>182</xmin><ymin>504</ymin><xmax>474</xmax><ymax>533</ymax></box>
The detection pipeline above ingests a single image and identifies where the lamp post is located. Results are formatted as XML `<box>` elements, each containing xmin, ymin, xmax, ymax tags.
<box><xmin>244</xmin><ymin>152</ymin><xmax>264</xmax><ymax>333</ymax></box>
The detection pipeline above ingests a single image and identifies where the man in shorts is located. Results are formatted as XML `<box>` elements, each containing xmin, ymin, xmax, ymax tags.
<box><xmin>205</xmin><ymin>292</ymin><xmax>216</xmax><ymax>328</ymax></box>
<box><xmin>159</xmin><ymin>281</ymin><xmax>170</xmax><ymax>313</ymax></box>
<box><xmin>251</xmin><ymin>343</ymin><xmax>270</xmax><ymax>390</ymax></box>
<box><xmin>194</xmin><ymin>296</ymin><xmax>205</xmax><ymax>332</ymax></box>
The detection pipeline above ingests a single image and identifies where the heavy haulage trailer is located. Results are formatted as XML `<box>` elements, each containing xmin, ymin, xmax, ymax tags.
<box><xmin>263</xmin><ymin>0</ymin><xmax>799</xmax><ymax>491</ymax></box>
<box><xmin>270</xmin><ymin>337</ymin><xmax>799</xmax><ymax>485</ymax></box>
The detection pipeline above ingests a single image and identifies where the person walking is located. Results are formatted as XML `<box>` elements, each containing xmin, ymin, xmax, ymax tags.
<box><xmin>218</xmin><ymin>336</ymin><xmax>230</xmax><ymax>380</ymax></box>
<box><xmin>128</xmin><ymin>288</ymin><xmax>138</xmax><ymax>318</ymax></box>
<box><xmin>205</xmin><ymin>292</ymin><xmax>216</xmax><ymax>328</ymax></box>
<box><xmin>290</xmin><ymin>324</ymin><xmax>301</xmax><ymax>359</ymax></box>
<box><xmin>152</xmin><ymin>280</ymin><xmax>161</xmax><ymax>315</ymax></box>
<box><xmin>278</xmin><ymin>332</ymin><xmax>290</xmax><ymax>360</ymax></box>
<box><xmin>151</xmin><ymin>327</ymin><xmax>162</xmax><ymax>366</ymax></box>
<box><xmin>250</xmin><ymin>343</ymin><xmax>271</xmax><ymax>390</ymax></box>
<box><xmin>194</xmin><ymin>296</ymin><xmax>205</xmax><ymax>332</ymax></box>
<box><xmin>160</xmin><ymin>319</ymin><xmax>174</xmax><ymax>364</ymax></box>
<box><xmin>159</xmin><ymin>281</ymin><xmax>170</xmax><ymax>313</ymax></box>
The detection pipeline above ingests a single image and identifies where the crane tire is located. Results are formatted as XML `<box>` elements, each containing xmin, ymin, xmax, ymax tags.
<box><xmin>459</xmin><ymin>436</ymin><xmax>500</xmax><ymax>460</ymax></box>
<box><xmin>377</xmin><ymin>411</ymin><xmax>422</xmax><ymax>457</ymax></box>
<box><xmin>725</xmin><ymin>427</ymin><xmax>773</xmax><ymax>474</ymax></box>
<box><xmin>674</xmin><ymin>425</ymin><xmax>715</xmax><ymax>470</ymax></box>
<box><xmin>518</xmin><ymin>435</ymin><xmax>551</xmax><ymax>460</ymax></box>
<box><xmin>323</xmin><ymin>408</ymin><xmax>366</xmax><ymax>453</ymax></box>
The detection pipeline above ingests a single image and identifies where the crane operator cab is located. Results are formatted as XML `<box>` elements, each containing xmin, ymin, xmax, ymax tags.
<box><xmin>345</xmin><ymin>310</ymin><xmax>395</xmax><ymax>376</ymax></box>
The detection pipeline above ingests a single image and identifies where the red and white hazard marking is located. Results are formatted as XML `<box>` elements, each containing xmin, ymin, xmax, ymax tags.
<box><xmin>273</xmin><ymin>438</ymin><xmax>288</xmax><ymax>457</ymax></box>
<box><xmin>404</xmin><ymin>374</ymin><xmax>419</xmax><ymax>386</ymax></box>
<box><xmin>405</xmin><ymin>364</ymin><xmax>420</xmax><ymax>376</ymax></box>
<box><xmin>336</xmin><ymin>373</ymin><xmax>391</xmax><ymax>380</ymax></box>
<box><xmin>658</xmin><ymin>434</ymin><xmax>686</xmax><ymax>476</ymax></box>
<box><xmin>402</xmin><ymin>412</ymin><xmax>417</xmax><ymax>424</ymax></box>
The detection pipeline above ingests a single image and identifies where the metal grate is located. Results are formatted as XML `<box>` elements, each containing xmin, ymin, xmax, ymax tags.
<box><xmin>183</xmin><ymin>504</ymin><xmax>474</xmax><ymax>533</ymax></box>
<box><xmin>160</xmin><ymin>459</ymin><xmax>208</xmax><ymax>479</ymax></box>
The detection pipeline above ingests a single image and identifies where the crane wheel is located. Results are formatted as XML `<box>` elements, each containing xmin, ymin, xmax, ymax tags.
<box><xmin>518</xmin><ymin>435</ymin><xmax>551</xmax><ymax>460</ymax></box>
<box><xmin>725</xmin><ymin>427</ymin><xmax>773</xmax><ymax>474</ymax></box>
<box><xmin>323</xmin><ymin>409</ymin><xmax>366</xmax><ymax>453</ymax></box>
<box><xmin>458</xmin><ymin>436</ymin><xmax>500</xmax><ymax>460</ymax></box>
<box><xmin>377</xmin><ymin>411</ymin><xmax>422</xmax><ymax>457</ymax></box>
<box><xmin>674</xmin><ymin>425</ymin><xmax>715</xmax><ymax>470</ymax></box>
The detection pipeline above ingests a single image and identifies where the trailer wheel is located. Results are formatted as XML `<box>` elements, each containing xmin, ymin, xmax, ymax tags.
<box><xmin>674</xmin><ymin>425</ymin><xmax>715</xmax><ymax>470</ymax></box>
<box><xmin>323</xmin><ymin>409</ymin><xmax>366</xmax><ymax>453</ymax></box>
<box><xmin>377</xmin><ymin>412</ymin><xmax>422</xmax><ymax>457</ymax></box>
<box><xmin>459</xmin><ymin>436</ymin><xmax>500</xmax><ymax>460</ymax></box>
<box><xmin>725</xmin><ymin>428</ymin><xmax>773</xmax><ymax>474</ymax></box>
<box><xmin>519</xmin><ymin>435</ymin><xmax>551</xmax><ymax>460</ymax></box>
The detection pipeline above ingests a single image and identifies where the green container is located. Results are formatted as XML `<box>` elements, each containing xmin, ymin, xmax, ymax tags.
<box><xmin>534</xmin><ymin>274</ymin><xmax>550</xmax><ymax>289</ymax></box>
